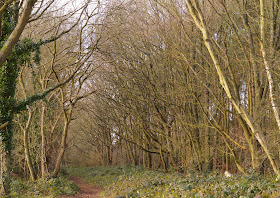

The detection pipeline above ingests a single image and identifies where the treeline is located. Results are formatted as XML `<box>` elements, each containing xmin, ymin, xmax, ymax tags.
<box><xmin>67</xmin><ymin>0</ymin><xmax>280</xmax><ymax>176</ymax></box>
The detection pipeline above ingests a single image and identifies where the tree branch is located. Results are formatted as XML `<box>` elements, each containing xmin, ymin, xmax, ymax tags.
<box><xmin>0</xmin><ymin>0</ymin><xmax>15</xmax><ymax>16</ymax></box>
<box><xmin>14</xmin><ymin>69</ymin><xmax>78</xmax><ymax>113</ymax></box>
<box><xmin>0</xmin><ymin>122</ymin><xmax>8</xmax><ymax>131</ymax></box>
<box><xmin>0</xmin><ymin>0</ymin><xmax>37</xmax><ymax>68</ymax></box>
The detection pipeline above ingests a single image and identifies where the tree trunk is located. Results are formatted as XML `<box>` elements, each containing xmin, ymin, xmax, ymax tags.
<box><xmin>40</xmin><ymin>104</ymin><xmax>48</xmax><ymax>177</ymax></box>
<box><xmin>52</xmin><ymin>119</ymin><xmax>70</xmax><ymax>176</ymax></box>
<box><xmin>23</xmin><ymin>107</ymin><xmax>36</xmax><ymax>181</ymax></box>
<box><xmin>1</xmin><ymin>151</ymin><xmax>11</xmax><ymax>195</ymax></box>
<box><xmin>0</xmin><ymin>123</ymin><xmax>11</xmax><ymax>195</ymax></box>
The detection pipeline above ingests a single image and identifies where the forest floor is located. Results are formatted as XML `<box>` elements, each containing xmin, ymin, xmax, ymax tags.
<box><xmin>65</xmin><ymin>166</ymin><xmax>280</xmax><ymax>197</ymax></box>
<box><xmin>62</xmin><ymin>177</ymin><xmax>103</xmax><ymax>198</ymax></box>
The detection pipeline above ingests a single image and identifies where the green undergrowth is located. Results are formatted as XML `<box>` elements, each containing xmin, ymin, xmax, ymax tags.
<box><xmin>65</xmin><ymin>165</ymin><xmax>280</xmax><ymax>198</ymax></box>
<box><xmin>1</xmin><ymin>176</ymin><xmax>79</xmax><ymax>198</ymax></box>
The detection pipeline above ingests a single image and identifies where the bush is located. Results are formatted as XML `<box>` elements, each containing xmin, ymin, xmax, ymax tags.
<box><xmin>7</xmin><ymin>177</ymin><xmax>79</xmax><ymax>198</ymax></box>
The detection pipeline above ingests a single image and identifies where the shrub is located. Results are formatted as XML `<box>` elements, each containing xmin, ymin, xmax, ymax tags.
<box><xmin>7</xmin><ymin>177</ymin><xmax>79</xmax><ymax>198</ymax></box>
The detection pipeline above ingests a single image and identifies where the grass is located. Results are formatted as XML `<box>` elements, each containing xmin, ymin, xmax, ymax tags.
<box><xmin>65</xmin><ymin>165</ymin><xmax>280</xmax><ymax>198</ymax></box>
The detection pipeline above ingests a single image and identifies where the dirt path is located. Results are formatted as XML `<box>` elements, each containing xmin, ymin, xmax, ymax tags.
<box><xmin>62</xmin><ymin>177</ymin><xmax>103</xmax><ymax>198</ymax></box>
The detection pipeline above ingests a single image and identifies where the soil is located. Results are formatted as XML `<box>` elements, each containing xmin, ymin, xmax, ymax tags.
<box><xmin>62</xmin><ymin>177</ymin><xmax>103</xmax><ymax>198</ymax></box>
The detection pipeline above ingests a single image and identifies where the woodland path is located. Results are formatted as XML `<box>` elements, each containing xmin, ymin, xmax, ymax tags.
<box><xmin>62</xmin><ymin>177</ymin><xmax>103</xmax><ymax>198</ymax></box>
